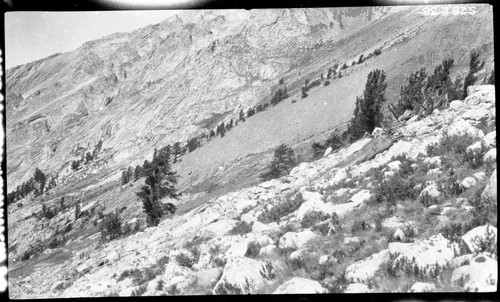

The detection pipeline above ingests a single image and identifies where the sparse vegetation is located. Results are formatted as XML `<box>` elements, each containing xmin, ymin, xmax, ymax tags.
<box><xmin>176</xmin><ymin>253</ymin><xmax>195</xmax><ymax>268</ymax></box>
<box><xmin>258</xmin><ymin>192</ymin><xmax>305</xmax><ymax>224</ymax></box>
<box><xmin>301</xmin><ymin>210</ymin><xmax>331</xmax><ymax>229</ymax></box>
<box><xmin>7</xmin><ymin>167</ymin><xmax>53</xmax><ymax>205</ymax></box>
<box><xmin>229</xmin><ymin>220</ymin><xmax>252</xmax><ymax>235</ymax></box>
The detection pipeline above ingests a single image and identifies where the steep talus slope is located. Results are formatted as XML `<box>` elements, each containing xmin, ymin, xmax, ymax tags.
<box><xmin>8</xmin><ymin>85</ymin><xmax>496</xmax><ymax>297</ymax></box>
<box><xmin>6</xmin><ymin>7</ymin><xmax>393</xmax><ymax>188</ymax></box>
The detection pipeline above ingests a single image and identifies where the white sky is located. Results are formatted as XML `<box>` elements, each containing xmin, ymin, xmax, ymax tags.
<box><xmin>4</xmin><ymin>10</ymin><xmax>181</xmax><ymax>69</ymax></box>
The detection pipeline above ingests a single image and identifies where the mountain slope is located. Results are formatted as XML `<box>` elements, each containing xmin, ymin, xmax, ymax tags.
<box><xmin>6</xmin><ymin>7</ymin><xmax>397</xmax><ymax>188</ymax></box>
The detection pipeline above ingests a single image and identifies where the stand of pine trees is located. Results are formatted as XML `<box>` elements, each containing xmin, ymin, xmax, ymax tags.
<box><xmin>7</xmin><ymin>167</ymin><xmax>50</xmax><ymax>205</ymax></box>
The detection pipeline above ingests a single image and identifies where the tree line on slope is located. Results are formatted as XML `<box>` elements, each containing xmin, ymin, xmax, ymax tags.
<box><xmin>312</xmin><ymin>50</ymin><xmax>494</xmax><ymax>158</ymax></box>
<box><xmin>262</xmin><ymin>50</ymin><xmax>493</xmax><ymax>179</ymax></box>
<box><xmin>6</xmin><ymin>168</ymin><xmax>57</xmax><ymax>206</ymax></box>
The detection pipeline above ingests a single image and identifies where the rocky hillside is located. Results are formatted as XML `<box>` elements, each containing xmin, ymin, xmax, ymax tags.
<box><xmin>6</xmin><ymin>5</ymin><xmax>494</xmax><ymax>195</ymax></box>
<box><xmin>6</xmin><ymin>7</ymin><xmax>397</xmax><ymax>188</ymax></box>
<box><xmin>8</xmin><ymin>85</ymin><xmax>497</xmax><ymax>297</ymax></box>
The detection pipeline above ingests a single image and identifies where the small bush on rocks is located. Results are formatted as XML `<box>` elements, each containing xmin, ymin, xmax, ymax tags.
<box><xmin>426</xmin><ymin>133</ymin><xmax>478</xmax><ymax>158</ymax></box>
<box><xmin>176</xmin><ymin>253</ymin><xmax>195</xmax><ymax>268</ymax></box>
<box><xmin>229</xmin><ymin>220</ymin><xmax>252</xmax><ymax>235</ymax></box>
<box><xmin>258</xmin><ymin>192</ymin><xmax>305</xmax><ymax>223</ymax></box>
<box><xmin>301</xmin><ymin>210</ymin><xmax>331</xmax><ymax>229</ymax></box>
<box><xmin>350</xmin><ymin>220</ymin><xmax>371</xmax><ymax>233</ymax></box>
<box><xmin>245</xmin><ymin>241</ymin><xmax>261</xmax><ymax>258</ymax></box>
<box><xmin>371</xmin><ymin>174</ymin><xmax>419</xmax><ymax>206</ymax></box>
<box><xmin>463</xmin><ymin>145</ymin><xmax>486</xmax><ymax>169</ymax></box>
<box><xmin>118</xmin><ymin>268</ymin><xmax>142</xmax><ymax>282</ymax></box>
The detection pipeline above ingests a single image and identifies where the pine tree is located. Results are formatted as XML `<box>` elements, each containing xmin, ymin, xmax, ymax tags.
<box><xmin>172</xmin><ymin>142</ymin><xmax>181</xmax><ymax>163</ymax></box>
<box><xmin>463</xmin><ymin>50</ymin><xmax>485</xmax><ymax>98</ymax></box>
<box><xmin>85</xmin><ymin>152</ymin><xmax>93</xmax><ymax>164</ymax></box>
<box><xmin>75</xmin><ymin>200</ymin><xmax>81</xmax><ymax>221</ymax></box>
<box><xmin>71</xmin><ymin>160</ymin><xmax>80</xmax><ymax>171</ymax></box>
<box><xmin>187</xmin><ymin>137</ymin><xmax>200</xmax><ymax>152</ymax></box>
<box><xmin>142</xmin><ymin>160</ymin><xmax>152</xmax><ymax>177</ymax></box>
<box><xmin>397</xmin><ymin>67</ymin><xmax>427</xmax><ymax>112</ymax></box>
<box><xmin>347</xmin><ymin>69</ymin><xmax>387</xmax><ymax>140</ymax></box>
<box><xmin>134</xmin><ymin>165</ymin><xmax>142</xmax><ymax>180</ymax></box>
<box><xmin>358</xmin><ymin>54</ymin><xmax>364</xmax><ymax>64</ymax></box>
<box><xmin>327</xmin><ymin>67</ymin><xmax>333</xmax><ymax>79</ymax></box>
<box><xmin>239</xmin><ymin>109</ymin><xmax>245</xmax><ymax>122</ymax></box>
<box><xmin>136</xmin><ymin>148</ymin><xmax>178</xmax><ymax>227</ymax></box>
<box><xmin>219</xmin><ymin>122</ymin><xmax>226</xmax><ymax>137</ymax></box>
<box><xmin>34</xmin><ymin>168</ymin><xmax>46</xmax><ymax>196</ymax></box>
<box><xmin>260</xmin><ymin>144</ymin><xmax>297</xmax><ymax>181</ymax></box>
<box><xmin>301</xmin><ymin>86</ymin><xmax>308</xmax><ymax>99</ymax></box>
<box><xmin>121</xmin><ymin>170</ymin><xmax>130</xmax><ymax>185</ymax></box>
<box><xmin>487</xmin><ymin>68</ymin><xmax>495</xmax><ymax>84</ymax></box>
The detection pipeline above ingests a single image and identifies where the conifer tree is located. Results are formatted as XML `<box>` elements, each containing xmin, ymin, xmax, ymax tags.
<box><xmin>239</xmin><ymin>109</ymin><xmax>245</xmax><ymax>122</ymax></box>
<box><xmin>75</xmin><ymin>200</ymin><xmax>81</xmax><ymax>221</ymax></box>
<box><xmin>347</xmin><ymin>69</ymin><xmax>387</xmax><ymax>140</ymax></box>
<box><xmin>136</xmin><ymin>148</ymin><xmax>178</xmax><ymax>227</ymax></box>
<box><xmin>260</xmin><ymin>144</ymin><xmax>297</xmax><ymax>181</ymax></box>
<box><xmin>219</xmin><ymin>122</ymin><xmax>226</xmax><ymax>137</ymax></box>
<box><xmin>172</xmin><ymin>142</ymin><xmax>181</xmax><ymax>163</ymax></box>
<box><xmin>134</xmin><ymin>165</ymin><xmax>142</xmax><ymax>180</ymax></box>
<box><xmin>34</xmin><ymin>168</ymin><xmax>46</xmax><ymax>196</ymax></box>
<box><xmin>463</xmin><ymin>50</ymin><xmax>485</xmax><ymax>98</ymax></box>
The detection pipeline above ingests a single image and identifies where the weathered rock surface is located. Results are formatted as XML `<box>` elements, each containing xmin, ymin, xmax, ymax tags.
<box><xmin>273</xmin><ymin>277</ymin><xmax>327</xmax><ymax>294</ymax></box>
<box><xmin>212</xmin><ymin>257</ymin><xmax>275</xmax><ymax>294</ymax></box>
<box><xmin>451</xmin><ymin>254</ymin><xmax>497</xmax><ymax>292</ymax></box>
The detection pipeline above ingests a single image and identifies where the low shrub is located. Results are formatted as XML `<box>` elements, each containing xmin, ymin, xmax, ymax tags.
<box><xmin>426</xmin><ymin>133</ymin><xmax>478</xmax><ymax>158</ymax></box>
<box><xmin>463</xmin><ymin>145</ymin><xmax>486</xmax><ymax>169</ymax></box>
<box><xmin>118</xmin><ymin>268</ymin><xmax>142</xmax><ymax>282</ymax></box>
<box><xmin>440</xmin><ymin>221</ymin><xmax>473</xmax><ymax>244</ymax></box>
<box><xmin>471</xmin><ymin>224</ymin><xmax>497</xmax><ymax>255</ymax></box>
<box><xmin>258</xmin><ymin>192</ymin><xmax>305</xmax><ymax>224</ymax></box>
<box><xmin>229</xmin><ymin>220</ymin><xmax>252</xmax><ymax>235</ymax></box>
<box><xmin>350</xmin><ymin>220</ymin><xmax>370</xmax><ymax>233</ymax></box>
<box><xmin>245</xmin><ymin>241</ymin><xmax>261</xmax><ymax>258</ymax></box>
<box><xmin>467</xmin><ymin>184</ymin><xmax>495</xmax><ymax>227</ymax></box>
<box><xmin>371</xmin><ymin>174</ymin><xmax>419</xmax><ymax>206</ymax></box>
<box><xmin>176</xmin><ymin>253</ymin><xmax>195</xmax><ymax>268</ymax></box>
<box><xmin>156</xmin><ymin>280</ymin><xmax>164</xmax><ymax>291</ymax></box>
<box><xmin>301</xmin><ymin>210</ymin><xmax>331</xmax><ymax>229</ymax></box>
<box><xmin>157</xmin><ymin>255</ymin><xmax>170</xmax><ymax>272</ymax></box>
<box><xmin>419</xmin><ymin>192</ymin><xmax>439</xmax><ymax>207</ymax></box>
